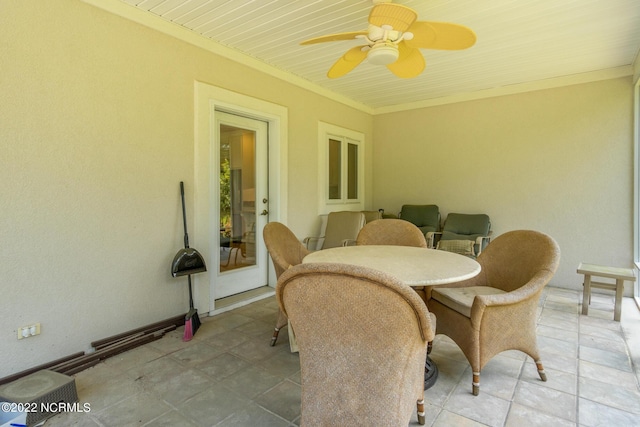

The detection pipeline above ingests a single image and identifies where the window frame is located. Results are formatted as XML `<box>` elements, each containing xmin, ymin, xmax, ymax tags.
<box><xmin>317</xmin><ymin>122</ymin><xmax>365</xmax><ymax>214</ymax></box>
<box><xmin>634</xmin><ymin>76</ymin><xmax>640</xmax><ymax>307</ymax></box>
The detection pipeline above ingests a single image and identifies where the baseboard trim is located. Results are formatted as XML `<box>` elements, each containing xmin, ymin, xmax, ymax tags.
<box><xmin>0</xmin><ymin>314</ymin><xmax>186</xmax><ymax>386</ymax></box>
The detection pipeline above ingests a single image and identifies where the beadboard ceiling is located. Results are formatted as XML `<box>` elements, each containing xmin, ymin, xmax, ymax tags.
<box><xmin>107</xmin><ymin>0</ymin><xmax>640</xmax><ymax>113</ymax></box>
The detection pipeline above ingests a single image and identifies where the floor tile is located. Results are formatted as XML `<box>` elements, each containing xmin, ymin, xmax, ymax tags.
<box><xmin>580</xmin><ymin>331</ymin><xmax>628</xmax><ymax>354</ymax></box>
<box><xmin>538</xmin><ymin>308</ymin><xmax>579</xmax><ymax>331</ymax></box>
<box><xmin>578</xmin><ymin>396</ymin><xmax>639</xmax><ymax>427</ymax></box>
<box><xmin>537</xmin><ymin>324</ymin><xmax>579</xmax><ymax>343</ymax></box>
<box><xmin>537</xmin><ymin>335</ymin><xmax>578</xmax><ymax>359</ymax></box>
<box><xmin>142</xmin><ymin>367</ymin><xmax>216</xmax><ymax>407</ymax></box>
<box><xmin>92</xmin><ymin>391</ymin><xmax>171</xmax><ymax>427</ymax></box>
<box><xmin>578</xmin><ymin>376</ymin><xmax>640</xmax><ymax>414</ymax></box>
<box><xmin>228</xmin><ymin>336</ymin><xmax>285</xmax><ymax>363</ymax></box>
<box><xmin>432</xmin><ymin>409</ymin><xmax>487</xmax><ymax>426</ymax></box>
<box><xmin>123</xmin><ymin>353</ymin><xmax>185</xmax><ymax>382</ymax></box>
<box><xmin>40</xmin><ymin>289</ymin><xmax>640</xmax><ymax>427</ymax></box>
<box><xmin>215</xmin><ymin>401</ymin><xmax>292</xmax><ymax>427</ymax></box>
<box><xmin>255</xmin><ymin>349</ymin><xmax>301</xmax><ymax>379</ymax></box>
<box><xmin>513</xmin><ymin>380</ymin><xmax>576</xmax><ymax>422</ymax></box>
<box><xmin>253</xmin><ymin>379</ymin><xmax>302</xmax><ymax>422</ymax></box>
<box><xmin>424</xmin><ymin>357</ymin><xmax>468</xmax><ymax>407</ymax></box>
<box><xmin>177</xmin><ymin>383</ymin><xmax>248</xmax><ymax>426</ymax></box>
<box><xmin>536</xmin><ymin>351</ymin><xmax>579</xmax><ymax>375</ymax></box>
<box><xmin>579</xmin><ymin>345</ymin><xmax>632</xmax><ymax>372</ymax></box>
<box><xmin>196</xmin><ymin>351</ymin><xmax>252</xmax><ymax>380</ymax></box>
<box><xmin>233</xmin><ymin>318</ymin><xmax>276</xmax><ymax>338</ymax></box>
<box><xmin>210</xmin><ymin>312</ymin><xmax>256</xmax><ymax>331</ymax></box>
<box><xmin>75</xmin><ymin>371</ymin><xmax>144</xmax><ymax>413</ymax></box>
<box><xmin>443</xmin><ymin>382</ymin><xmax>511</xmax><ymax>427</ymax></box>
<box><xmin>42</xmin><ymin>411</ymin><xmax>101</xmax><ymax>427</ymax></box>
<box><xmin>472</xmin><ymin>355</ymin><xmax>523</xmax><ymax>400</ymax></box>
<box><xmin>144</xmin><ymin>409</ymin><xmax>200</xmax><ymax>427</ymax></box>
<box><xmin>220</xmin><ymin>365</ymin><xmax>285</xmax><ymax>399</ymax></box>
<box><xmin>505</xmin><ymin>402</ymin><xmax>576</xmax><ymax>427</ymax></box>
<box><xmin>169</xmin><ymin>340</ymin><xmax>225</xmax><ymax>366</ymax></box>
<box><xmin>103</xmin><ymin>345</ymin><xmax>165</xmax><ymax>372</ymax></box>
<box><xmin>521</xmin><ymin>363</ymin><xmax>577</xmax><ymax>395</ymax></box>
<box><xmin>579</xmin><ymin>359</ymin><xmax>638</xmax><ymax>391</ymax></box>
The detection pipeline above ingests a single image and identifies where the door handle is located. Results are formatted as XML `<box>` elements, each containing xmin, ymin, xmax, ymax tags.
<box><xmin>260</xmin><ymin>209</ymin><xmax>269</xmax><ymax>216</ymax></box>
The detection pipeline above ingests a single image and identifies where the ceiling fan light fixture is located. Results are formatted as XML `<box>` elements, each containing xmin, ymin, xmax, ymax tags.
<box><xmin>367</xmin><ymin>44</ymin><xmax>399</xmax><ymax>65</ymax></box>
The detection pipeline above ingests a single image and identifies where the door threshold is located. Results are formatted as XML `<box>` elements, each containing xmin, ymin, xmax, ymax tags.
<box><xmin>210</xmin><ymin>285</ymin><xmax>275</xmax><ymax>315</ymax></box>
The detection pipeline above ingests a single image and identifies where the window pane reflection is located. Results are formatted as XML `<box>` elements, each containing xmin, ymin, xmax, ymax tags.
<box><xmin>328</xmin><ymin>138</ymin><xmax>341</xmax><ymax>200</ymax></box>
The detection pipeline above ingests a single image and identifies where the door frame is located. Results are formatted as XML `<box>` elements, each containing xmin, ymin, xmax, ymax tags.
<box><xmin>194</xmin><ymin>81</ymin><xmax>288</xmax><ymax>314</ymax></box>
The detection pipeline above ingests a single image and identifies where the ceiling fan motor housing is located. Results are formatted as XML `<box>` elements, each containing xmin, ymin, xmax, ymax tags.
<box><xmin>367</xmin><ymin>43</ymin><xmax>399</xmax><ymax>65</ymax></box>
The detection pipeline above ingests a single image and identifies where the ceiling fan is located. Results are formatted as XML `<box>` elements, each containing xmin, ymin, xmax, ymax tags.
<box><xmin>300</xmin><ymin>1</ymin><xmax>476</xmax><ymax>79</ymax></box>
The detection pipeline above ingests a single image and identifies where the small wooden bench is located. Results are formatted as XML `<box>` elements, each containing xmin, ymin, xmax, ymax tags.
<box><xmin>578</xmin><ymin>262</ymin><xmax>636</xmax><ymax>321</ymax></box>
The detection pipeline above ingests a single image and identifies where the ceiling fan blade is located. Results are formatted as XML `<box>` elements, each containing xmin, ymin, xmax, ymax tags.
<box><xmin>369</xmin><ymin>3</ymin><xmax>417</xmax><ymax>32</ymax></box>
<box><xmin>301</xmin><ymin>31</ymin><xmax>368</xmax><ymax>45</ymax></box>
<box><xmin>405</xmin><ymin>21</ymin><xmax>476</xmax><ymax>50</ymax></box>
<box><xmin>386</xmin><ymin>42</ymin><xmax>425</xmax><ymax>79</ymax></box>
<box><xmin>327</xmin><ymin>46</ymin><xmax>368</xmax><ymax>78</ymax></box>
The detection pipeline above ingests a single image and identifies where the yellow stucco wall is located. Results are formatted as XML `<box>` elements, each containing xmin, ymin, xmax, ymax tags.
<box><xmin>0</xmin><ymin>0</ymin><xmax>372</xmax><ymax>377</ymax></box>
<box><xmin>373</xmin><ymin>77</ymin><xmax>634</xmax><ymax>291</ymax></box>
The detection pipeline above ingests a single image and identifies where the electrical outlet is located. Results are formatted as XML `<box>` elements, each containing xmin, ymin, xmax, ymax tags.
<box><xmin>17</xmin><ymin>323</ymin><xmax>40</xmax><ymax>340</ymax></box>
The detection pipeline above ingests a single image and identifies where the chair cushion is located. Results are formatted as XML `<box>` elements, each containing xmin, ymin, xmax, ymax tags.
<box><xmin>431</xmin><ymin>286</ymin><xmax>506</xmax><ymax>318</ymax></box>
<box><xmin>436</xmin><ymin>239</ymin><xmax>475</xmax><ymax>257</ymax></box>
<box><xmin>443</xmin><ymin>213</ymin><xmax>490</xmax><ymax>235</ymax></box>
<box><xmin>400</xmin><ymin>205</ymin><xmax>439</xmax><ymax>233</ymax></box>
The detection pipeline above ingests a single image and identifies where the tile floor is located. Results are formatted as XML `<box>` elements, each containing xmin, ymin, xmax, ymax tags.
<box><xmin>44</xmin><ymin>287</ymin><xmax>640</xmax><ymax>427</ymax></box>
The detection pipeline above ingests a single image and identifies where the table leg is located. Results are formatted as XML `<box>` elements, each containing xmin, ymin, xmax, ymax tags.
<box><xmin>424</xmin><ymin>356</ymin><xmax>438</xmax><ymax>390</ymax></box>
<box><xmin>614</xmin><ymin>279</ymin><xmax>623</xmax><ymax>321</ymax></box>
<box><xmin>581</xmin><ymin>274</ymin><xmax>591</xmax><ymax>315</ymax></box>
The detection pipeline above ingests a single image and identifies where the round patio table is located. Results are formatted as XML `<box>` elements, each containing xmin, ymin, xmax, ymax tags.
<box><xmin>303</xmin><ymin>245</ymin><xmax>481</xmax><ymax>389</ymax></box>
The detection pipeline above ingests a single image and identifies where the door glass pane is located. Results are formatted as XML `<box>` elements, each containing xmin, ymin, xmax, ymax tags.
<box><xmin>347</xmin><ymin>142</ymin><xmax>358</xmax><ymax>199</ymax></box>
<box><xmin>328</xmin><ymin>138</ymin><xmax>341</xmax><ymax>200</ymax></box>
<box><xmin>219</xmin><ymin>124</ymin><xmax>256</xmax><ymax>272</ymax></box>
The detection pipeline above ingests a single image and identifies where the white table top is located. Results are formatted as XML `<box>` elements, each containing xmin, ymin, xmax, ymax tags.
<box><xmin>302</xmin><ymin>245</ymin><xmax>481</xmax><ymax>287</ymax></box>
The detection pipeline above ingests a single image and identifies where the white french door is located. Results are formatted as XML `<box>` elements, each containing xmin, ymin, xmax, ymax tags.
<box><xmin>213</xmin><ymin>111</ymin><xmax>269</xmax><ymax>299</ymax></box>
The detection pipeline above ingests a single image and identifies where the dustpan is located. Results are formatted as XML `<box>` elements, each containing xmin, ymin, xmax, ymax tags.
<box><xmin>171</xmin><ymin>181</ymin><xmax>207</xmax><ymax>277</ymax></box>
<box><xmin>171</xmin><ymin>248</ymin><xmax>206</xmax><ymax>277</ymax></box>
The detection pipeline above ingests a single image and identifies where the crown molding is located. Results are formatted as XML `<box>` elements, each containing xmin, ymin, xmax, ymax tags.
<box><xmin>373</xmin><ymin>66</ymin><xmax>633</xmax><ymax>115</ymax></box>
<box><xmin>81</xmin><ymin>0</ymin><xmax>375</xmax><ymax>115</ymax></box>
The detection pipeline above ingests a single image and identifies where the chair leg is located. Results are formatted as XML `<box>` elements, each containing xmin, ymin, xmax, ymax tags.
<box><xmin>270</xmin><ymin>327</ymin><xmax>281</xmax><ymax>346</ymax></box>
<box><xmin>416</xmin><ymin>398</ymin><xmax>425</xmax><ymax>425</ymax></box>
<box><xmin>535</xmin><ymin>360</ymin><xmax>547</xmax><ymax>382</ymax></box>
<box><xmin>271</xmin><ymin>309</ymin><xmax>288</xmax><ymax>346</ymax></box>
<box><xmin>472</xmin><ymin>371</ymin><xmax>480</xmax><ymax>396</ymax></box>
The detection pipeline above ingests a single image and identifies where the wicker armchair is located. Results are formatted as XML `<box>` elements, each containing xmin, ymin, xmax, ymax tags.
<box><xmin>277</xmin><ymin>262</ymin><xmax>435</xmax><ymax>425</ymax></box>
<box><xmin>356</xmin><ymin>219</ymin><xmax>434</xmax><ymax>350</ymax></box>
<box><xmin>263</xmin><ymin>222</ymin><xmax>309</xmax><ymax>347</ymax></box>
<box><xmin>355</xmin><ymin>218</ymin><xmax>427</xmax><ymax>247</ymax></box>
<box><xmin>426</xmin><ymin>230</ymin><xmax>560</xmax><ymax>395</ymax></box>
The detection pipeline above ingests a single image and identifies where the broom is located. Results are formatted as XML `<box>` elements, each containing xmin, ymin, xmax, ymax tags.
<box><xmin>183</xmin><ymin>274</ymin><xmax>201</xmax><ymax>341</ymax></box>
